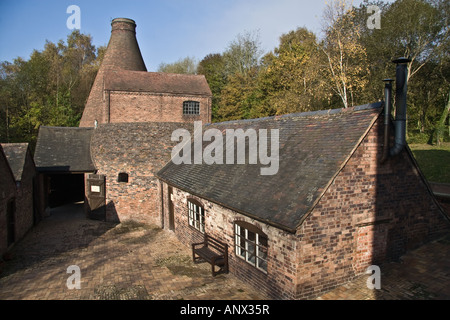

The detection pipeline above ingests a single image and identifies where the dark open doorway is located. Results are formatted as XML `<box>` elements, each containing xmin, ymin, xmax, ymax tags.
<box><xmin>48</xmin><ymin>173</ymin><xmax>85</xmax><ymax>208</ymax></box>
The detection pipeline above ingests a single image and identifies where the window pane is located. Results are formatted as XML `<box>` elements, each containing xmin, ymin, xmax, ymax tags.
<box><xmin>247</xmin><ymin>230</ymin><xmax>256</xmax><ymax>242</ymax></box>
<box><xmin>257</xmin><ymin>258</ymin><xmax>267</xmax><ymax>271</ymax></box>
<box><xmin>257</xmin><ymin>245</ymin><xmax>268</xmax><ymax>260</ymax></box>
<box><xmin>183</xmin><ymin>101</ymin><xmax>200</xmax><ymax>115</ymax></box>
<box><xmin>258</xmin><ymin>235</ymin><xmax>268</xmax><ymax>247</ymax></box>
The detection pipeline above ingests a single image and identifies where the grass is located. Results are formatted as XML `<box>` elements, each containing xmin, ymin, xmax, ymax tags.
<box><xmin>409</xmin><ymin>142</ymin><xmax>450</xmax><ymax>184</ymax></box>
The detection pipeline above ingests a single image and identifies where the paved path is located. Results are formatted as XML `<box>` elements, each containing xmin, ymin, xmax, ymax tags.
<box><xmin>0</xmin><ymin>202</ymin><xmax>449</xmax><ymax>300</ymax></box>
<box><xmin>0</xmin><ymin>203</ymin><xmax>264</xmax><ymax>300</ymax></box>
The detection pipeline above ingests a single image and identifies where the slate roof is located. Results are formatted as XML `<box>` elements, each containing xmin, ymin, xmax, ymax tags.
<box><xmin>0</xmin><ymin>144</ymin><xmax>22</xmax><ymax>183</ymax></box>
<box><xmin>103</xmin><ymin>70</ymin><xmax>212</xmax><ymax>96</ymax></box>
<box><xmin>1</xmin><ymin>143</ymin><xmax>32</xmax><ymax>182</ymax></box>
<box><xmin>34</xmin><ymin>126</ymin><xmax>96</xmax><ymax>173</ymax></box>
<box><xmin>157</xmin><ymin>102</ymin><xmax>383</xmax><ymax>232</ymax></box>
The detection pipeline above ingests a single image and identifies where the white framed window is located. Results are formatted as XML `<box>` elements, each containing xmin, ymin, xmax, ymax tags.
<box><xmin>183</xmin><ymin>101</ymin><xmax>200</xmax><ymax>115</ymax></box>
<box><xmin>235</xmin><ymin>222</ymin><xmax>268</xmax><ymax>273</ymax></box>
<box><xmin>188</xmin><ymin>199</ymin><xmax>205</xmax><ymax>233</ymax></box>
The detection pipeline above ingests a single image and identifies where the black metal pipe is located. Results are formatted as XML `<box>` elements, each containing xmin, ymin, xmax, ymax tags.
<box><xmin>380</xmin><ymin>78</ymin><xmax>394</xmax><ymax>163</ymax></box>
<box><xmin>390</xmin><ymin>57</ymin><xmax>411</xmax><ymax>157</ymax></box>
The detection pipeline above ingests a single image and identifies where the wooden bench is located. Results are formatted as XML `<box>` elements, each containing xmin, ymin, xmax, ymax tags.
<box><xmin>192</xmin><ymin>234</ymin><xmax>229</xmax><ymax>277</ymax></box>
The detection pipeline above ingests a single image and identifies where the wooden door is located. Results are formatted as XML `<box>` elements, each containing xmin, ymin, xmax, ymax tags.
<box><xmin>87</xmin><ymin>174</ymin><xmax>106</xmax><ymax>220</ymax></box>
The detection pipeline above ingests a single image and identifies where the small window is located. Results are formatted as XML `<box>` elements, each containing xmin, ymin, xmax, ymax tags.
<box><xmin>183</xmin><ymin>101</ymin><xmax>200</xmax><ymax>115</ymax></box>
<box><xmin>188</xmin><ymin>199</ymin><xmax>205</xmax><ymax>233</ymax></box>
<box><xmin>235</xmin><ymin>221</ymin><xmax>268</xmax><ymax>272</ymax></box>
<box><xmin>118</xmin><ymin>173</ymin><xmax>129</xmax><ymax>183</ymax></box>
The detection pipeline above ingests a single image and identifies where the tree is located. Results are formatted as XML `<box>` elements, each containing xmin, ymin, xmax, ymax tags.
<box><xmin>355</xmin><ymin>0</ymin><xmax>449</xmax><ymax>138</ymax></box>
<box><xmin>157</xmin><ymin>56</ymin><xmax>198</xmax><ymax>74</ymax></box>
<box><xmin>256</xmin><ymin>27</ymin><xmax>329</xmax><ymax>117</ymax></box>
<box><xmin>197</xmin><ymin>54</ymin><xmax>227</xmax><ymax>122</ymax></box>
<box><xmin>0</xmin><ymin>30</ymin><xmax>103</xmax><ymax>147</ymax></box>
<box><xmin>214</xmin><ymin>31</ymin><xmax>264</xmax><ymax>122</ymax></box>
<box><xmin>320</xmin><ymin>0</ymin><xmax>370</xmax><ymax>108</ymax></box>
<box><xmin>222</xmin><ymin>30</ymin><xmax>263</xmax><ymax>78</ymax></box>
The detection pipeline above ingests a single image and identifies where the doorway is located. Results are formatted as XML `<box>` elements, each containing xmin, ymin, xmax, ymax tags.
<box><xmin>168</xmin><ymin>186</ymin><xmax>175</xmax><ymax>231</ymax></box>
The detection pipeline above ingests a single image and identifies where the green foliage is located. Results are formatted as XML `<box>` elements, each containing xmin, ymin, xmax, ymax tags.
<box><xmin>2</xmin><ymin>0</ymin><xmax>448</xmax><ymax>144</ymax></box>
<box><xmin>157</xmin><ymin>56</ymin><xmax>198</xmax><ymax>74</ymax></box>
<box><xmin>0</xmin><ymin>30</ymin><xmax>103</xmax><ymax>148</ymax></box>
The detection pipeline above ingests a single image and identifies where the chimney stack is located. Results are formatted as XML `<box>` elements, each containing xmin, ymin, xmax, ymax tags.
<box><xmin>79</xmin><ymin>18</ymin><xmax>147</xmax><ymax>127</ymax></box>
<box><xmin>101</xmin><ymin>18</ymin><xmax>147</xmax><ymax>71</ymax></box>
<box><xmin>390</xmin><ymin>57</ymin><xmax>411</xmax><ymax>157</ymax></box>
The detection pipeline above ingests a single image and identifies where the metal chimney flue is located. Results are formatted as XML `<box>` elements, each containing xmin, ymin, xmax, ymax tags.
<box><xmin>380</xmin><ymin>78</ymin><xmax>394</xmax><ymax>163</ymax></box>
<box><xmin>389</xmin><ymin>57</ymin><xmax>411</xmax><ymax>157</ymax></box>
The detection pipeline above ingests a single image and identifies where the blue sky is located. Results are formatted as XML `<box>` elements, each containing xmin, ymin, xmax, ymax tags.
<box><xmin>1</xmin><ymin>0</ymin><xmax>373</xmax><ymax>72</ymax></box>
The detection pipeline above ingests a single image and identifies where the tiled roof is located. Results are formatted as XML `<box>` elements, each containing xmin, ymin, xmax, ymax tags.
<box><xmin>34</xmin><ymin>126</ymin><xmax>96</xmax><ymax>173</ymax></box>
<box><xmin>157</xmin><ymin>103</ymin><xmax>383</xmax><ymax>232</ymax></box>
<box><xmin>1</xmin><ymin>143</ymin><xmax>31</xmax><ymax>182</ymax></box>
<box><xmin>103</xmin><ymin>70</ymin><xmax>212</xmax><ymax>96</ymax></box>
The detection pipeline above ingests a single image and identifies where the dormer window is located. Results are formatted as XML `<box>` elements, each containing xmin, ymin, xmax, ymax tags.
<box><xmin>183</xmin><ymin>101</ymin><xmax>200</xmax><ymax>115</ymax></box>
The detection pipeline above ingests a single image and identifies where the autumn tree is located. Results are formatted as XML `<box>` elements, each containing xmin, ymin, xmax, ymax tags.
<box><xmin>157</xmin><ymin>56</ymin><xmax>198</xmax><ymax>74</ymax></box>
<box><xmin>0</xmin><ymin>30</ymin><xmax>103</xmax><ymax>147</ymax></box>
<box><xmin>256</xmin><ymin>27</ymin><xmax>329</xmax><ymax>117</ymax></box>
<box><xmin>355</xmin><ymin>0</ymin><xmax>449</xmax><ymax>140</ymax></box>
<box><xmin>321</xmin><ymin>0</ymin><xmax>370</xmax><ymax>108</ymax></box>
<box><xmin>215</xmin><ymin>31</ymin><xmax>263</xmax><ymax>121</ymax></box>
<box><xmin>197</xmin><ymin>53</ymin><xmax>227</xmax><ymax>122</ymax></box>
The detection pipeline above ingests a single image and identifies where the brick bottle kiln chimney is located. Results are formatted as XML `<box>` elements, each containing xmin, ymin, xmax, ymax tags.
<box><xmin>79</xmin><ymin>18</ymin><xmax>147</xmax><ymax>127</ymax></box>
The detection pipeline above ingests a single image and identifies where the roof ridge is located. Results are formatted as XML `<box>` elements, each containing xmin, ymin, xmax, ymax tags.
<box><xmin>206</xmin><ymin>101</ymin><xmax>383</xmax><ymax>127</ymax></box>
<box><xmin>104</xmin><ymin>69</ymin><xmax>206</xmax><ymax>78</ymax></box>
<box><xmin>40</xmin><ymin>126</ymin><xmax>94</xmax><ymax>130</ymax></box>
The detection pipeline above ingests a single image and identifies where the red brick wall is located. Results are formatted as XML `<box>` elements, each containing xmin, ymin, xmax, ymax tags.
<box><xmin>158</xmin><ymin>115</ymin><xmax>449</xmax><ymax>300</ymax></box>
<box><xmin>91</xmin><ymin>122</ymin><xmax>193</xmax><ymax>224</ymax></box>
<box><xmin>109</xmin><ymin>91</ymin><xmax>211</xmax><ymax>124</ymax></box>
<box><xmin>295</xmin><ymin>116</ymin><xmax>450</xmax><ymax>299</ymax></box>
<box><xmin>160</xmin><ymin>183</ymin><xmax>299</xmax><ymax>299</ymax></box>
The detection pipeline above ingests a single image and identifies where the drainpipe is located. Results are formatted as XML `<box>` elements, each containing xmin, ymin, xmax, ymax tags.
<box><xmin>380</xmin><ymin>78</ymin><xmax>394</xmax><ymax>164</ymax></box>
<box><xmin>390</xmin><ymin>57</ymin><xmax>411</xmax><ymax>157</ymax></box>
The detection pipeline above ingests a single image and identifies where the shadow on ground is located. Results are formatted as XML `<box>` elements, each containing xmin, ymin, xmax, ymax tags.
<box><xmin>0</xmin><ymin>202</ymin><xmax>117</xmax><ymax>279</ymax></box>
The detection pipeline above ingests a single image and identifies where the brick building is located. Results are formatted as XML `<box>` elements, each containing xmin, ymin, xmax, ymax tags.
<box><xmin>79</xmin><ymin>18</ymin><xmax>211</xmax><ymax>128</ymax></box>
<box><xmin>156</xmin><ymin>103</ymin><xmax>450</xmax><ymax>299</ymax></box>
<box><xmin>89</xmin><ymin>122</ymin><xmax>193</xmax><ymax>223</ymax></box>
<box><xmin>35</xmin><ymin>18</ymin><xmax>209</xmax><ymax>223</ymax></box>
<box><xmin>31</xmin><ymin>17</ymin><xmax>449</xmax><ymax>300</ymax></box>
<box><xmin>0</xmin><ymin>145</ymin><xmax>16</xmax><ymax>256</ymax></box>
<box><xmin>0</xmin><ymin>144</ymin><xmax>37</xmax><ymax>256</ymax></box>
<box><xmin>34</xmin><ymin>126</ymin><xmax>96</xmax><ymax>213</ymax></box>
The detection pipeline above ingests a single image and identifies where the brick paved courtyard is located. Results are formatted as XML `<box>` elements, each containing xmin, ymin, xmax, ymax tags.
<box><xmin>0</xmin><ymin>202</ymin><xmax>449</xmax><ymax>300</ymax></box>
